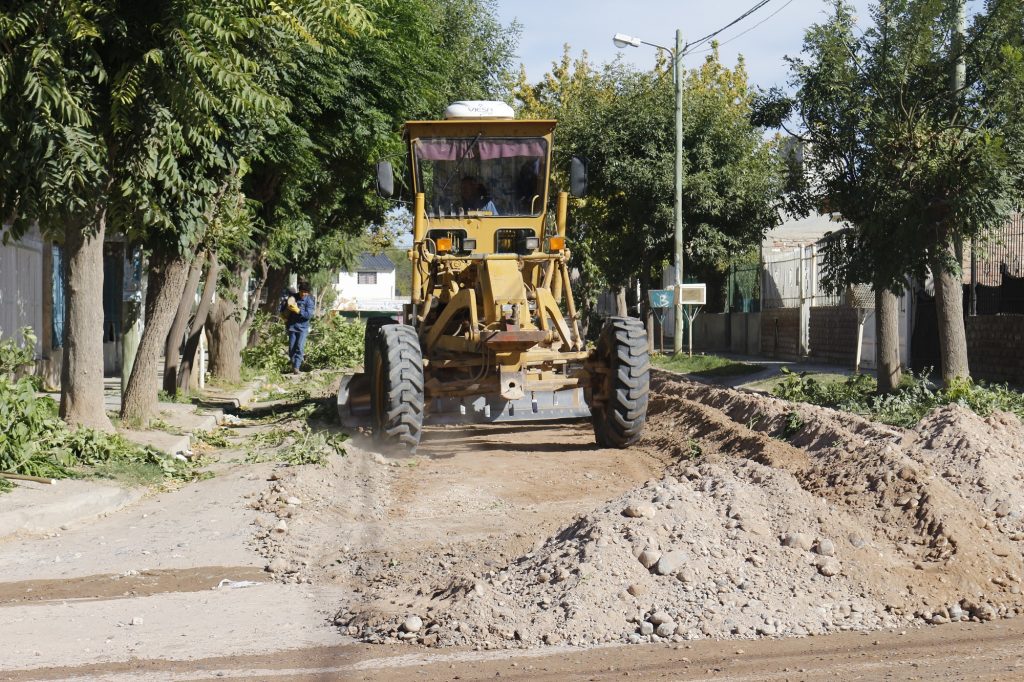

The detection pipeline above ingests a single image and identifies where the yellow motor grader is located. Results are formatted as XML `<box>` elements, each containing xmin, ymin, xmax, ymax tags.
<box><xmin>338</xmin><ymin>101</ymin><xmax>649</xmax><ymax>451</ymax></box>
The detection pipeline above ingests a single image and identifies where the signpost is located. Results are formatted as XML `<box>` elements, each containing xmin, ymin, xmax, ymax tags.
<box><xmin>678</xmin><ymin>284</ymin><xmax>705</xmax><ymax>357</ymax></box>
<box><xmin>648</xmin><ymin>289</ymin><xmax>674</xmax><ymax>355</ymax></box>
<box><xmin>649</xmin><ymin>284</ymin><xmax>706</xmax><ymax>356</ymax></box>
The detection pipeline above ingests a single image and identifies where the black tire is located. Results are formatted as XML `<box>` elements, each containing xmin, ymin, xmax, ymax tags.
<box><xmin>370</xmin><ymin>324</ymin><xmax>424</xmax><ymax>451</ymax></box>
<box><xmin>363</xmin><ymin>317</ymin><xmax>396</xmax><ymax>373</ymax></box>
<box><xmin>591</xmin><ymin>316</ymin><xmax>649</xmax><ymax>448</ymax></box>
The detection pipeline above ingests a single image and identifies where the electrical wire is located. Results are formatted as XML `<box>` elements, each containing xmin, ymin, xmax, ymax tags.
<box><xmin>686</xmin><ymin>0</ymin><xmax>796</xmax><ymax>55</ymax></box>
<box><xmin>683</xmin><ymin>0</ymin><xmax>775</xmax><ymax>52</ymax></box>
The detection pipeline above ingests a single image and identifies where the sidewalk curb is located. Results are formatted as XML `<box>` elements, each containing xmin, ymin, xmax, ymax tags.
<box><xmin>0</xmin><ymin>481</ymin><xmax>146</xmax><ymax>540</ymax></box>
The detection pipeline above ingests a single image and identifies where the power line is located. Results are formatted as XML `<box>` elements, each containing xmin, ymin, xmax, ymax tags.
<box><xmin>683</xmin><ymin>0</ymin><xmax>775</xmax><ymax>52</ymax></box>
<box><xmin>686</xmin><ymin>0</ymin><xmax>797</xmax><ymax>55</ymax></box>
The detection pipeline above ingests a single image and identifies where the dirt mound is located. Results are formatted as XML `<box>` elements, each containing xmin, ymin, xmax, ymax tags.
<box><xmin>323</xmin><ymin>374</ymin><xmax>1024</xmax><ymax>648</ymax></box>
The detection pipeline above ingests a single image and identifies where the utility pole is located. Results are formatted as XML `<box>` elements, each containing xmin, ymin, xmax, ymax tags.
<box><xmin>611</xmin><ymin>28</ymin><xmax>685</xmax><ymax>351</ymax></box>
<box><xmin>951</xmin><ymin>0</ymin><xmax>977</xmax><ymax>317</ymax></box>
<box><xmin>672</xmin><ymin>28</ymin><xmax>685</xmax><ymax>355</ymax></box>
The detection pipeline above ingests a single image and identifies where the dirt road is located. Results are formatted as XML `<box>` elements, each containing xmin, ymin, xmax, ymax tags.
<box><xmin>4</xmin><ymin>375</ymin><xmax>1024</xmax><ymax>680</ymax></box>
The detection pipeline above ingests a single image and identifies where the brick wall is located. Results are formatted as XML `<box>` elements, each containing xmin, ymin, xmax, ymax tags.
<box><xmin>966</xmin><ymin>315</ymin><xmax>1024</xmax><ymax>385</ymax></box>
<box><xmin>760</xmin><ymin>308</ymin><xmax>801</xmax><ymax>360</ymax></box>
<box><xmin>809</xmin><ymin>307</ymin><xmax>858</xmax><ymax>365</ymax></box>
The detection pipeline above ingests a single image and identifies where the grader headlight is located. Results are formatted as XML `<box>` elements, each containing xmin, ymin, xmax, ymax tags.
<box><xmin>435</xmin><ymin>237</ymin><xmax>453</xmax><ymax>253</ymax></box>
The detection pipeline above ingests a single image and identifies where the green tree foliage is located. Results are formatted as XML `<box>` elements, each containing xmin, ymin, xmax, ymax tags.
<box><xmin>760</xmin><ymin>0</ymin><xmax>1024</xmax><ymax>382</ymax></box>
<box><xmin>0</xmin><ymin>0</ymin><xmax>378</xmax><ymax>425</ymax></box>
<box><xmin>515</xmin><ymin>47</ymin><xmax>784</xmax><ymax>310</ymax></box>
<box><xmin>249</xmin><ymin>0</ymin><xmax>520</xmax><ymax>280</ymax></box>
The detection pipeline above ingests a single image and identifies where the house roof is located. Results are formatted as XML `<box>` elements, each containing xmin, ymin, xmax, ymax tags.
<box><xmin>763</xmin><ymin>212</ymin><xmax>848</xmax><ymax>250</ymax></box>
<box><xmin>355</xmin><ymin>252</ymin><xmax>395</xmax><ymax>272</ymax></box>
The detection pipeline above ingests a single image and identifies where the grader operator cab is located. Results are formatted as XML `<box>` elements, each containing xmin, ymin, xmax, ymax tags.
<box><xmin>338</xmin><ymin>101</ymin><xmax>649</xmax><ymax>451</ymax></box>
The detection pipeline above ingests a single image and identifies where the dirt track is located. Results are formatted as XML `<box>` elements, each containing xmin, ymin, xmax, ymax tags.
<box><xmin>4</xmin><ymin>373</ymin><xmax>1024</xmax><ymax>679</ymax></box>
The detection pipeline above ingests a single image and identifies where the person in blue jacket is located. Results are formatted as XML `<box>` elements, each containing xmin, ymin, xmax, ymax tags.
<box><xmin>282</xmin><ymin>280</ymin><xmax>315</xmax><ymax>374</ymax></box>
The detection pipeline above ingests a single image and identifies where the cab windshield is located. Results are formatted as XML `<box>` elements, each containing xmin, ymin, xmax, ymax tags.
<box><xmin>414</xmin><ymin>137</ymin><xmax>547</xmax><ymax>218</ymax></box>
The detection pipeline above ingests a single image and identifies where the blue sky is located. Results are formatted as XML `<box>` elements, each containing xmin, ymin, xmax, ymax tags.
<box><xmin>495</xmin><ymin>0</ymin><xmax>984</xmax><ymax>92</ymax></box>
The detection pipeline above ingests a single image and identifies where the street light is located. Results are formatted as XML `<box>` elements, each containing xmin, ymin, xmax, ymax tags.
<box><xmin>613</xmin><ymin>29</ymin><xmax>685</xmax><ymax>355</ymax></box>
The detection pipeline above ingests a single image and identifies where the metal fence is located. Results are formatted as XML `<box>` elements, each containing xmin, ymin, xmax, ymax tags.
<box><xmin>970</xmin><ymin>214</ymin><xmax>1024</xmax><ymax>315</ymax></box>
<box><xmin>761</xmin><ymin>243</ymin><xmax>843</xmax><ymax>311</ymax></box>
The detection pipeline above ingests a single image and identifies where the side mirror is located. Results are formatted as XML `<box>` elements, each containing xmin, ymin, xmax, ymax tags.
<box><xmin>375</xmin><ymin>160</ymin><xmax>394</xmax><ymax>198</ymax></box>
<box><xmin>569</xmin><ymin>156</ymin><xmax>588</xmax><ymax>198</ymax></box>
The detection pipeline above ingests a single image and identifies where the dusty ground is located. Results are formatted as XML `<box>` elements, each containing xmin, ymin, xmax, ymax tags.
<box><xmin>3</xmin><ymin>372</ymin><xmax>1024</xmax><ymax>680</ymax></box>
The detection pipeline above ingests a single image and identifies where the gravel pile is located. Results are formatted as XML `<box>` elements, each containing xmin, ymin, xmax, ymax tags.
<box><xmin>341</xmin><ymin>374</ymin><xmax>1024</xmax><ymax>648</ymax></box>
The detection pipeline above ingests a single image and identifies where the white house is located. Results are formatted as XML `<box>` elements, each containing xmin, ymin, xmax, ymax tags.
<box><xmin>333</xmin><ymin>252</ymin><xmax>408</xmax><ymax>315</ymax></box>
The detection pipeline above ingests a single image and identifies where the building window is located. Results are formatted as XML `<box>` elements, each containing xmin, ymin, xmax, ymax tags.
<box><xmin>357</xmin><ymin>271</ymin><xmax>377</xmax><ymax>285</ymax></box>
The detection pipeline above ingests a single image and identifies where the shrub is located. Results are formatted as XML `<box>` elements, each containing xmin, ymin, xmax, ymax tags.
<box><xmin>243</xmin><ymin>312</ymin><xmax>364</xmax><ymax>374</ymax></box>
<box><xmin>0</xmin><ymin>327</ymin><xmax>35</xmax><ymax>376</ymax></box>
<box><xmin>302</xmin><ymin>315</ymin><xmax>363</xmax><ymax>370</ymax></box>
<box><xmin>0</xmin><ymin>362</ymin><xmax>205</xmax><ymax>487</ymax></box>
<box><xmin>773</xmin><ymin>367</ymin><xmax>1024</xmax><ymax>428</ymax></box>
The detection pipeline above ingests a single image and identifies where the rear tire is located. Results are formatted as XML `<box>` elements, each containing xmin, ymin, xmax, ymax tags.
<box><xmin>370</xmin><ymin>324</ymin><xmax>424</xmax><ymax>451</ymax></box>
<box><xmin>591</xmin><ymin>317</ymin><xmax>649</xmax><ymax>448</ymax></box>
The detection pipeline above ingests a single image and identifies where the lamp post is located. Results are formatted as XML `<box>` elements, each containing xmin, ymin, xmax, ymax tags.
<box><xmin>613</xmin><ymin>29</ymin><xmax>685</xmax><ymax>354</ymax></box>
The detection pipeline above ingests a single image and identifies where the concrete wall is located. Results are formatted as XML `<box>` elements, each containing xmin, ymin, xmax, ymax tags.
<box><xmin>760</xmin><ymin>308</ymin><xmax>801</xmax><ymax>360</ymax></box>
<box><xmin>689</xmin><ymin>313</ymin><xmax>729</xmax><ymax>351</ymax></box>
<box><xmin>966</xmin><ymin>315</ymin><xmax>1024</xmax><ymax>385</ymax></box>
<box><xmin>730</xmin><ymin>312</ymin><xmax>761</xmax><ymax>356</ymax></box>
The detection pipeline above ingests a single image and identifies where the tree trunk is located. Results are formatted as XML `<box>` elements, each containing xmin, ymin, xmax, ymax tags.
<box><xmin>931</xmin><ymin>248</ymin><xmax>970</xmax><ymax>383</ymax></box>
<box><xmin>241</xmin><ymin>254</ymin><xmax>268</xmax><ymax>343</ymax></box>
<box><xmin>261</xmin><ymin>266</ymin><xmax>288</xmax><ymax>313</ymax></box>
<box><xmin>162</xmin><ymin>252</ymin><xmax>205</xmax><ymax>395</ymax></box>
<box><xmin>60</xmin><ymin>215</ymin><xmax>114</xmax><ymax>432</ymax></box>
<box><xmin>875</xmin><ymin>285</ymin><xmax>902</xmax><ymax>394</ymax></box>
<box><xmin>207</xmin><ymin>261</ymin><xmax>251</xmax><ymax>384</ymax></box>
<box><xmin>615</xmin><ymin>288</ymin><xmax>628</xmax><ymax>317</ymax></box>
<box><xmin>120</xmin><ymin>248</ymin><xmax>191</xmax><ymax>424</ymax></box>
<box><xmin>177</xmin><ymin>252</ymin><xmax>220</xmax><ymax>392</ymax></box>
<box><xmin>207</xmin><ymin>295</ymin><xmax>243</xmax><ymax>383</ymax></box>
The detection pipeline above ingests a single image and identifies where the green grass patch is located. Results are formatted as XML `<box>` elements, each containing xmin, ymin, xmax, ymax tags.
<box><xmin>157</xmin><ymin>389</ymin><xmax>194</xmax><ymax>405</ymax></box>
<box><xmin>746</xmin><ymin>371</ymin><xmax>850</xmax><ymax>394</ymax></box>
<box><xmin>86</xmin><ymin>460</ymin><xmax>169</xmax><ymax>487</ymax></box>
<box><xmin>652</xmin><ymin>353</ymin><xmax>764</xmax><ymax>378</ymax></box>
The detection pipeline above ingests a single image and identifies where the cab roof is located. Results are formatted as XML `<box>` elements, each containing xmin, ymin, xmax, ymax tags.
<box><xmin>403</xmin><ymin>119</ymin><xmax>557</xmax><ymax>140</ymax></box>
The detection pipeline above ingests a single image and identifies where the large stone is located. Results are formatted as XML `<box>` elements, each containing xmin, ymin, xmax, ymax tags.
<box><xmin>624</xmin><ymin>504</ymin><xmax>657</xmax><ymax>519</ymax></box>
<box><xmin>402</xmin><ymin>616</ymin><xmax>423</xmax><ymax>633</ymax></box>
<box><xmin>814</xmin><ymin>538</ymin><xmax>836</xmax><ymax>557</ymax></box>
<box><xmin>650</xmin><ymin>611</ymin><xmax>673</xmax><ymax>626</ymax></box>
<box><xmin>817</xmin><ymin>558</ymin><xmax>841</xmax><ymax>577</ymax></box>
<box><xmin>781</xmin><ymin>532</ymin><xmax>813</xmax><ymax>551</ymax></box>
<box><xmin>654</xmin><ymin>550</ymin><xmax>688</xmax><ymax>576</ymax></box>
<box><xmin>627</xmin><ymin>583</ymin><xmax>646</xmax><ymax>597</ymax></box>
<box><xmin>638</xmin><ymin>549</ymin><xmax>662</xmax><ymax>570</ymax></box>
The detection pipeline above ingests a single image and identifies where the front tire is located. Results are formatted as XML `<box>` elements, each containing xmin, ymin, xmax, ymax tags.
<box><xmin>591</xmin><ymin>317</ymin><xmax>649</xmax><ymax>448</ymax></box>
<box><xmin>370</xmin><ymin>324</ymin><xmax>424</xmax><ymax>451</ymax></box>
